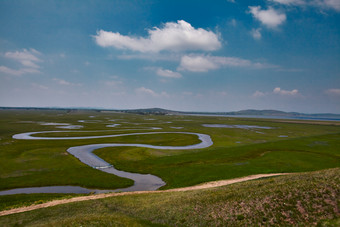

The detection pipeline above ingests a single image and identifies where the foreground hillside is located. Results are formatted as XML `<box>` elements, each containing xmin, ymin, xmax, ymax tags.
<box><xmin>0</xmin><ymin>168</ymin><xmax>339</xmax><ymax>226</ymax></box>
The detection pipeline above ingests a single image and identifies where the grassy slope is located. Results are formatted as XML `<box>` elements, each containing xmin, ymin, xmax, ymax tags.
<box><xmin>0</xmin><ymin>168</ymin><xmax>339</xmax><ymax>226</ymax></box>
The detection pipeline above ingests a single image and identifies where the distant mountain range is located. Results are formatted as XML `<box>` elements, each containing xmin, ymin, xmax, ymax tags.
<box><xmin>1</xmin><ymin>106</ymin><xmax>340</xmax><ymax>119</ymax></box>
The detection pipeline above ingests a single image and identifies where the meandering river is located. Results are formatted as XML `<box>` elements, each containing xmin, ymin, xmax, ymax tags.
<box><xmin>0</xmin><ymin>130</ymin><xmax>213</xmax><ymax>195</ymax></box>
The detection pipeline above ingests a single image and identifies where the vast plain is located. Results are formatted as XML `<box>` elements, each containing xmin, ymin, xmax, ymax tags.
<box><xmin>0</xmin><ymin>109</ymin><xmax>339</xmax><ymax>225</ymax></box>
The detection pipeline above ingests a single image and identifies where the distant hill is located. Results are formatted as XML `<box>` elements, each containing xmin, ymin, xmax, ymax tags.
<box><xmin>1</xmin><ymin>106</ymin><xmax>340</xmax><ymax>119</ymax></box>
<box><xmin>224</xmin><ymin>109</ymin><xmax>297</xmax><ymax>116</ymax></box>
<box><xmin>221</xmin><ymin>109</ymin><xmax>340</xmax><ymax>119</ymax></box>
<box><xmin>184</xmin><ymin>109</ymin><xmax>340</xmax><ymax>119</ymax></box>
<box><xmin>115</xmin><ymin>108</ymin><xmax>340</xmax><ymax>119</ymax></box>
<box><xmin>117</xmin><ymin>108</ymin><xmax>180</xmax><ymax>115</ymax></box>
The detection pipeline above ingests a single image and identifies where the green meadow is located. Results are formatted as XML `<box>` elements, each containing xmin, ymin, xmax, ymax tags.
<box><xmin>0</xmin><ymin>109</ymin><xmax>339</xmax><ymax>215</ymax></box>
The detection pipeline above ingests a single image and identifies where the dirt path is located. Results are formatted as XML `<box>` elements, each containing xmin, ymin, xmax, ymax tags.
<box><xmin>0</xmin><ymin>173</ymin><xmax>290</xmax><ymax>217</ymax></box>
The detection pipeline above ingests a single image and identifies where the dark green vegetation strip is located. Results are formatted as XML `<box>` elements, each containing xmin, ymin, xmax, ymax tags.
<box><xmin>0</xmin><ymin>168</ymin><xmax>338</xmax><ymax>226</ymax></box>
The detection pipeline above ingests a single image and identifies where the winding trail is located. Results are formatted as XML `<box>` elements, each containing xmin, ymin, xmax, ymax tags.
<box><xmin>11</xmin><ymin>130</ymin><xmax>213</xmax><ymax>192</ymax></box>
<box><xmin>0</xmin><ymin>173</ymin><xmax>290</xmax><ymax>217</ymax></box>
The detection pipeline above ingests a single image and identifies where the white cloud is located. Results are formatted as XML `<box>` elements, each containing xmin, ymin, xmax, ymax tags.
<box><xmin>160</xmin><ymin>91</ymin><xmax>170</xmax><ymax>98</ymax></box>
<box><xmin>1</xmin><ymin>49</ymin><xmax>42</xmax><ymax>76</ymax></box>
<box><xmin>249</xmin><ymin>6</ymin><xmax>286</xmax><ymax>28</ymax></box>
<box><xmin>273</xmin><ymin>87</ymin><xmax>299</xmax><ymax>95</ymax></box>
<box><xmin>325</xmin><ymin>88</ymin><xmax>340</xmax><ymax>96</ymax></box>
<box><xmin>94</xmin><ymin>20</ymin><xmax>221</xmax><ymax>53</ymax></box>
<box><xmin>53</xmin><ymin>78</ymin><xmax>82</xmax><ymax>86</ymax></box>
<box><xmin>135</xmin><ymin>87</ymin><xmax>158</xmax><ymax>97</ymax></box>
<box><xmin>118</xmin><ymin>53</ymin><xmax>180</xmax><ymax>61</ymax></box>
<box><xmin>0</xmin><ymin>66</ymin><xmax>24</xmax><ymax>76</ymax></box>
<box><xmin>182</xmin><ymin>91</ymin><xmax>193</xmax><ymax>96</ymax></box>
<box><xmin>135</xmin><ymin>87</ymin><xmax>169</xmax><ymax>97</ymax></box>
<box><xmin>104</xmin><ymin>80</ymin><xmax>123</xmax><ymax>86</ymax></box>
<box><xmin>253</xmin><ymin>88</ymin><xmax>300</xmax><ymax>97</ymax></box>
<box><xmin>5</xmin><ymin>48</ymin><xmax>42</xmax><ymax>68</ymax></box>
<box><xmin>251</xmin><ymin>28</ymin><xmax>262</xmax><ymax>40</ymax></box>
<box><xmin>53</xmin><ymin>78</ymin><xmax>71</xmax><ymax>86</ymax></box>
<box><xmin>270</xmin><ymin>0</ymin><xmax>305</xmax><ymax>5</ymax></box>
<box><xmin>322</xmin><ymin>0</ymin><xmax>340</xmax><ymax>11</ymax></box>
<box><xmin>178</xmin><ymin>54</ymin><xmax>275</xmax><ymax>72</ymax></box>
<box><xmin>156</xmin><ymin>68</ymin><xmax>182</xmax><ymax>78</ymax></box>
<box><xmin>31</xmin><ymin>83</ymin><xmax>48</xmax><ymax>90</ymax></box>
<box><xmin>269</xmin><ymin>0</ymin><xmax>340</xmax><ymax>11</ymax></box>
<box><xmin>252</xmin><ymin>90</ymin><xmax>266</xmax><ymax>97</ymax></box>
<box><xmin>230</xmin><ymin>19</ymin><xmax>237</xmax><ymax>27</ymax></box>
<box><xmin>178</xmin><ymin>55</ymin><xmax>220</xmax><ymax>72</ymax></box>
<box><xmin>0</xmin><ymin>66</ymin><xmax>40</xmax><ymax>76</ymax></box>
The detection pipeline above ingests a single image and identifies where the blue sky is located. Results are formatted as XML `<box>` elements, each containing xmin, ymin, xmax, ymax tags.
<box><xmin>0</xmin><ymin>0</ymin><xmax>339</xmax><ymax>113</ymax></box>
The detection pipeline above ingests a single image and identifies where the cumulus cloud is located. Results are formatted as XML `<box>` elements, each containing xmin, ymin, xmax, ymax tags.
<box><xmin>325</xmin><ymin>88</ymin><xmax>340</xmax><ymax>96</ymax></box>
<box><xmin>118</xmin><ymin>53</ymin><xmax>181</xmax><ymax>61</ymax></box>
<box><xmin>104</xmin><ymin>80</ymin><xmax>123</xmax><ymax>87</ymax></box>
<box><xmin>252</xmin><ymin>90</ymin><xmax>266</xmax><ymax>97</ymax></box>
<box><xmin>178</xmin><ymin>54</ymin><xmax>275</xmax><ymax>72</ymax></box>
<box><xmin>269</xmin><ymin>0</ymin><xmax>340</xmax><ymax>11</ymax></box>
<box><xmin>182</xmin><ymin>91</ymin><xmax>193</xmax><ymax>96</ymax></box>
<box><xmin>135</xmin><ymin>87</ymin><xmax>157</xmax><ymax>96</ymax></box>
<box><xmin>1</xmin><ymin>48</ymin><xmax>42</xmax><ymax>76</ymax></box>
<box><xmin>249</xmin><ymin>6</ymin><xmax>286</xmax><ymax>28</ymax></box>
<box><xmin>253</xmin><ymin>88</ymin><xmax>300</xmax><ymax>98</ymax></box>
<box><xmin>156</xmin><ymin>68</ymin><xmax>182</xmax><ymax>78</ymax></box>
<box><xmin>31</xmin><ymin>83</ymin><xmax>48</xmax><ymax>90</ymax></box>
<box><xmin>322</xmin><ymin>0</ymin><xmax>340</xmax><ymax>11</ymax></box>
<box><xmin>251</xmin><ymin>28</ymin><xmax>262</xmax><ymax>40</ymax></box>
<box><xmin>273</xmin><ymin>87</ymin><xmax>299</xmax><ymax>95</ymax></box>
<box><xmin>270</xmin><ymin>0</ymin><xmax>305</xmax><ymax>5</ymax></box>
<box><xmin>0</xmin><ymin>66</ymin><xmax>40</xmax><ymax>76</ymax></box>
<box><xmin>53</xmin><ymin>78</ymin><xmax>82</xmax><ymax>86</ymax></box>
<box><xmin>135</xmin><ymin>87</ymin><xmax>169</xmax><ymax>97</ymax></box>
<box><xmin>5</xmin><ymin>48</ymin><xmax>42</xmax><ymax>68</ymax></box>
<box><xmin>135</xmin><ymin>87</ymin><xmax>158</xmax><ymax>97</ymax></box>
<box><xmin>94</xmin><ymin>20</ymin><xmax>221</xmax><ymax>53</ymax></box>
<box><xmin>230</xmin><ymin>19</ymin><xmax>237</xmax><ymax>26</ymax></box>
<box><xmin>178</xmin><ymin>55</ymin><xmax>222</xmax><ymax>72</ymax></box>
<box><xmin>0</xmin><ymin>66</ymin><xmax>24</xmax><ymax>76</ymax></box>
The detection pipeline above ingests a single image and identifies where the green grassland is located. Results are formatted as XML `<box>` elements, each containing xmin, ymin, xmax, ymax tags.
<box><xmin>0</xmin><ymin>109</ymin><xmax>339</xmax><ymax>191</ymax></box>
<box><xmin>0</xmin><ymin>168</ymin><xmax>339</xmax><ymax>226</ymax></box>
